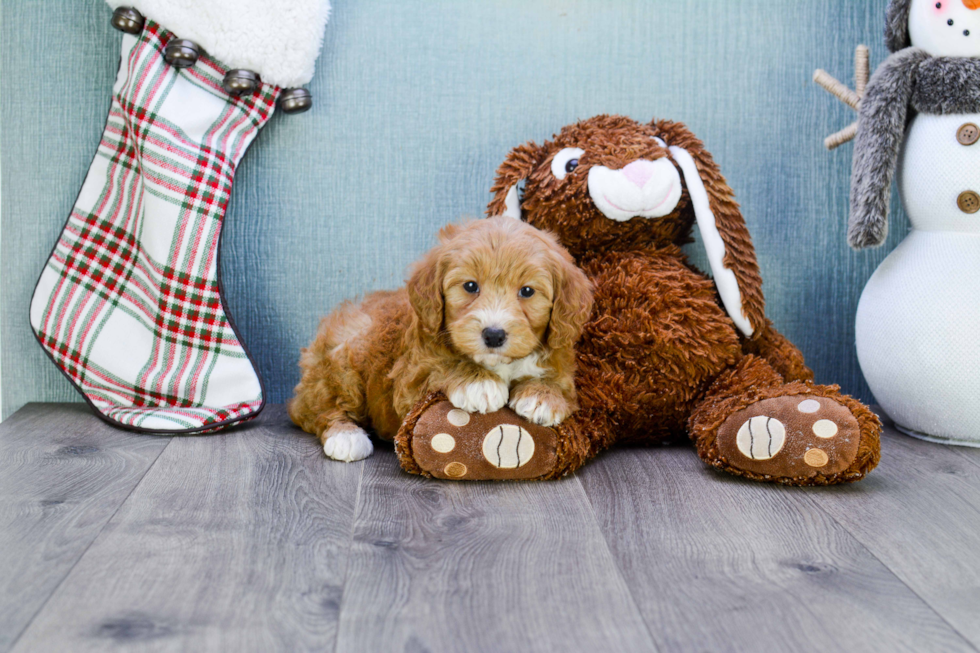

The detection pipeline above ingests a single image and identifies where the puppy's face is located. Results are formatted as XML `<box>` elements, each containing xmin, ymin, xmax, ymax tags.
<box><xmin>443</xmin><ymin>247</ymin><xmax>554</xmax><ymax>367</ymax></box>
<box><xmin>408</xmin><ymin>218</ymin><xmax>592</xmax><ymax>368</ymax></box>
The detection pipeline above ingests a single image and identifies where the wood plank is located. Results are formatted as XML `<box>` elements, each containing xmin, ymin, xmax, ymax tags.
<box><xmin>580</xmin><ymin>443</ymin><xmax>972</xmax><ymax>653</ymax></box>
<box><xmin>334</xmin><ymin>448</ymin><xmax>656</xmax><ymax>653</ymax></box>
<box><xmin>805</xmin><ymin>418</ymin><xmax>980</xmax><ymax>647</ymax></box>
<box><xmin>947</xmin><ymin>440</ymin><xmax>980</xmax><ymax>473</ymax></box>
<box><xmin>11</xmin><ymin>406</ymin><xmax>361</xmax><ymax>652</ymax></box>
<box><xmin>0</xmin><ymin>404</ymin><xmax>170</xmax><ymax>652</ymax></box>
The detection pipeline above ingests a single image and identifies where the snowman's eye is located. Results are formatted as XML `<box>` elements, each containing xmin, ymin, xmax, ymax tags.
<box><xmin>551</xmin><ymin>148</ymin><xmax>586</xmax><ymax>181</ymax></box>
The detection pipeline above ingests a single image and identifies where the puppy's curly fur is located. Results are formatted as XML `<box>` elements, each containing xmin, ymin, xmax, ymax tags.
<box><xmin>288</xmin><ymin>217</ymin><xmax>593</xmax><ymax>461</ymax></box>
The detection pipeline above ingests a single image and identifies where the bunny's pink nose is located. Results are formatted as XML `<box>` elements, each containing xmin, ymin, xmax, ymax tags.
<box><xmin>621</xmin><ymin>160</ymin><xmax>658</xmax><ymax>188</ymax></box>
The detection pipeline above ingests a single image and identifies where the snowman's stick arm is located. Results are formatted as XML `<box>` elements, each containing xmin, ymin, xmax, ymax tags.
<box><xmin>826</xmin><ymin>122</ymin><xmax>858</xmax><ymax>151</ymax></box>
<box><xmin>813</xmin><ymin>45</ymin><xmax>870</xmax><ymax>149</ymax></box>
<box><xmin>814</xmin><ymin>70</ymin><xmax>861</xmax><ymax>110</ymax></box>
<box><xmin>854</xmin><ymin>45</ymin><xmax>869</xmax><ymax>97</ymax></box>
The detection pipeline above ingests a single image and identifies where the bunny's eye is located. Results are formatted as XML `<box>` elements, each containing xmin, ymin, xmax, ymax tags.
<box><xmin>551</xmin><ymin>148</ymin><xmax>586</xmax><ymax>181</ymax></box>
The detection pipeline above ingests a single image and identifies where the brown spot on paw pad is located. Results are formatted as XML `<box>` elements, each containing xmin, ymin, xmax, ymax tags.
<box><xmin>804</xmin><ymin>448</ymin><xmax>829</xmax><ymax>468</ymax></box>
<box><xmin>409</xmin><ymin>401</ymin><xmax>558</xmax><ymax>481</ymax></box>
<box><xmin>717</xmin><ymin>396</ymin><xmax>861</xmax><ymax>479</ymax></box>
<box><xmin>444</xmin><ymin>462</ymin><xmax>468</xmax><ymax>478</ymax></box>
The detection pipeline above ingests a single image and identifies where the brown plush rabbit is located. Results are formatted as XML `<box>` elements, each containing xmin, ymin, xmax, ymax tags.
<box><xmin>396</xmin><ymin>115</ymin><xmax>882</xmax><ymax>486</ymax></box>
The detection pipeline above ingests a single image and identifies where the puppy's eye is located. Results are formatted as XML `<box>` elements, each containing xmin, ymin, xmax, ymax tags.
<box><xmin>519</xmin><ymin>286</ymin><xmax>535</xmax><ymax>298</ymax></box>
<box><xmin>551</xmin><ymin>147</ymin><xmax>585</xmax><ymax>181</ymax></box>
<box><xmin>463</xmin><ymin>281</ymin><xmax>480</xmax><ymax>294</ymax></box>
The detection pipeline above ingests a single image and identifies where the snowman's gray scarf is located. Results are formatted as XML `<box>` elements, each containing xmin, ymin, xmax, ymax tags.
<box><xmin>849</xmin><ymin>49</ymin><xmax>980</xmax><ymax>249</ymax></box>
<box><xmin>914</xmin><ymin>56</ymin><xmax>980</xmax><ymax>114</ymax></box>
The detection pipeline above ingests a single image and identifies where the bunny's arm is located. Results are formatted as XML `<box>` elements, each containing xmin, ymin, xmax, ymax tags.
<box><xmin>849</xmin><ymin>48</ymin><xmax>929</xmax><ymax>249</ymax></box>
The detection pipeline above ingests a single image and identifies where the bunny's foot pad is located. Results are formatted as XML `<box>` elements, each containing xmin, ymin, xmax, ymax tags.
<box><xmin>690</xmin><ymin>382</ymin><xmax>881</xmax><ymax>486</ymax></box>
<box><xmin>710</xmin><ymin>394</ymin><xmax>878</xmax><ymax>485</ymax></box>
<box><xmin>395</xmin><ymin>393</ymin><xmax>558</xmax><ymax>481</ymax></box>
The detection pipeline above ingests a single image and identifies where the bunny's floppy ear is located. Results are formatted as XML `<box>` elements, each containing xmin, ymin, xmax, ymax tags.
<box><xmin>487</xmin><ymin>141</ymin><xmax>545</xmax><ymax>219</ymax></box>
<box><xmin>653</xmin><ymin>121</ymin><xmax>766</xmax><ymax>338</ymax></box>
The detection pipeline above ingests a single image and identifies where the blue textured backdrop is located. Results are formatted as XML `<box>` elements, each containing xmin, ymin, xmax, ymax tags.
<box><xmin>1</xmin><ymin>0</ymin><xmax>904</xmax><ymax>419</ymax></box>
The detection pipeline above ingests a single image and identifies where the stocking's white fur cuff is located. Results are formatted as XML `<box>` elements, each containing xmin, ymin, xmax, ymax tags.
<box><xmin>105</xmin><ymin>0</ymin><xmax>331</xmax><ymax>87</ymax></box>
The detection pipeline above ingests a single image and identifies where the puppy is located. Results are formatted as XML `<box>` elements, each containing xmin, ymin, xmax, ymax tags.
<box><xmin>288</xmin><ymin>217</ymin><xmax>593</xmax><ymax>462</ymax></box>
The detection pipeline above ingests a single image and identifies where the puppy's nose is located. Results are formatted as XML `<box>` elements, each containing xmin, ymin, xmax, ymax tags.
<box><xmin>482</xmin><ymin>327</ymin><xmax>507</xmax><ymax>349</ymax></box>
<box><xmin>621</xmin><ymin>160</ymin><xmax>657</xmax><ymax>188</ymax></box>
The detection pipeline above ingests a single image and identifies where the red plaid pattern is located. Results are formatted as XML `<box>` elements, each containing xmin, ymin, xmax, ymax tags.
<box><xmin>30</xmin><ymin>21</ymin><xmax>280</xmax><ymax>433</ymax></box>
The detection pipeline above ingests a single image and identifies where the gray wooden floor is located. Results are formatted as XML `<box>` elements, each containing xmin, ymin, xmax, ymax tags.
<box><xmin>1</xmin><ymin>404</ymin><xmax>979</xmax><ymax>652</ymax></box>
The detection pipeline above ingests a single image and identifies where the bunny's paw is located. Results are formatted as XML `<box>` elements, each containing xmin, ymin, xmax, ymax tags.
<box><xmin>701</xmin><ymin>391</ymin><xmax>881</xmax><ymax>486</ymax></box>
<box><xmin>394</xmin><ymin>393</ymin><xmax>560</xmax><ymax>481</ymax></box>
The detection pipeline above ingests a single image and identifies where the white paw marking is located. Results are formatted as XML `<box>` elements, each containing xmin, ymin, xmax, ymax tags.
<box><xmin>509</xmin><ymin>395</ymin><xmax>567</xmax><ymax>427</ymax></box>
<box><xmin>322</xmin><ymin>425</ymin><xmax>374</xmax><ymax>462</ymax></box>
<box><xmin>482</xmin><ymin>424</ymin><xmax>535</xmax><ymax>469</ymax></box>
<box><xmin>430</xmin><ymin>433</ymin><xmax>456</xmax><ymax>453</ymax></box>
<box><xmin>736</xmin><ymin>416</ymin><xmax>786</xmax><ymax>460</ymax></box>
<box><xmin>797</xmin><ymin>399</ymin><xmax>821</xmax><ymax>414</ymax></box>
<box><xmin>449</xmin><ymin>379</ymin><xmax>508</xmax><ymax>414</ymax></box>
<box><xmin>447</xmin><ymin>409</ymin><xmax>470</xmax><ymax>427</ymax></box>
<box><xmin>812</xmin><ymin>419</ymin><xmax>839</xmax><ymax>439</ymax></box>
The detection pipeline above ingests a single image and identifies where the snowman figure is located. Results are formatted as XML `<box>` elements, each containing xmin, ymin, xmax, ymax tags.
<box><xmin>848</xmin><ymin>0</ymin><xmax>980</xmax><ymax>444</ymax></box>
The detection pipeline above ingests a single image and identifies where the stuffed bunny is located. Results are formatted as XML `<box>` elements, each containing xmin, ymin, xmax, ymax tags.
<box><xmin>850</xmin><ymin>0</ymin><xmax>980</xmax><ymax>444</ymax></box>
<box><xmin>394</xmin><ymin>115</ymin><xmax>882</xmax><ymax>486</ymax></box>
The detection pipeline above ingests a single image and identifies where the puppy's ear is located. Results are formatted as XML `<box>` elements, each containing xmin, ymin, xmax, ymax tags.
<box><xmin>407</xmin><ymin>244</ymin><xmax>446</xmax><ymax>335</ymax></box>
<box><xmin>652</xmin><ymin>120</ymin><xmax>766</xmax><ymax>339</ymax></box>
<box><xmin>487</xmin><ymin>141</ymin><xmax>545</xmax><ymax>220</ymax></box>
<box><xmin>436</xmin><ymin>221</ymin><xmax>466</xmax><ymax>243</ymax></box>
<box><xmin>546</xmin><ymin>244</ymin><xmax>594</xmax><ymax>352</ymax></box>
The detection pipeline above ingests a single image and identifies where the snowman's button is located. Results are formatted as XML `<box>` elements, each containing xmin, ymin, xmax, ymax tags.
<box><xmin>958</xmin><ymin>191</ymin><xmax>980</xmax><ymax>215</ymax></box>
<box><xmin>957</xmin><ymin>123</ymin><xmax>979</xmax><ymax>146</ymax></box>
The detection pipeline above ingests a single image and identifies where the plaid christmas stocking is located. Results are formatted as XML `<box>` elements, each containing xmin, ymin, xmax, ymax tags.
<box><xmin>30</xmin><ymin>18</ymin><xmax>298</xmax><ymax>434</ymax></box>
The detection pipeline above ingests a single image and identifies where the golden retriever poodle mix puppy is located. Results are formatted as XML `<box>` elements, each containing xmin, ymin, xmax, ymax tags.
<box><xmin>288</xmin><ymin>217</ymin><xmax>594</xmax><ymax>462</ymax></box>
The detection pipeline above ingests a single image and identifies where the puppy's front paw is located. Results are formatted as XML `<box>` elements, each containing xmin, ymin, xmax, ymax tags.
<box><xmin>322</xmin><ymin>424</ymin><xmax>374</xmax><ymax>462</ymax></box>
<box><xmin>509</xmin><ymin>391</ymin><xmax>570</xmax><ymax>427</ymax></box>
<box><xmin>449</xmin><ymin>379</ymin><xmax>509</xmax><ymax>414</ymax></box>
